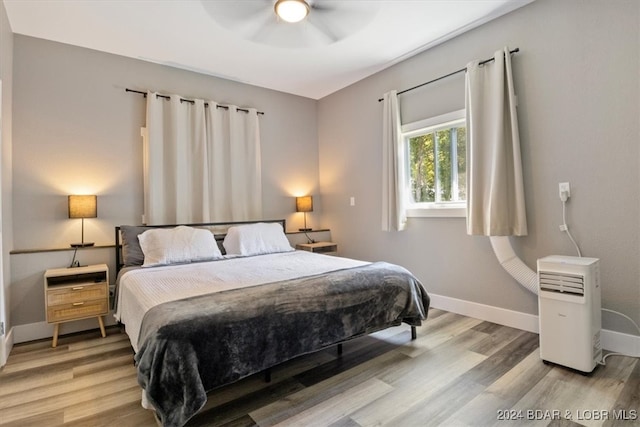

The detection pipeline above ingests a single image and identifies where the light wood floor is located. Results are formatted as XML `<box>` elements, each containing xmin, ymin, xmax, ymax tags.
<box><xmin>1</xmin><ymin>309</ymin><xmax>638</xmax><ymax>427</ymax></box>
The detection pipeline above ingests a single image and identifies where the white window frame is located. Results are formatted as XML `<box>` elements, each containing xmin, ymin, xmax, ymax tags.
<box><xmin>401</xmin><ymin>109</ymin><xmax>466</xmax><ymax>218</ymax></box>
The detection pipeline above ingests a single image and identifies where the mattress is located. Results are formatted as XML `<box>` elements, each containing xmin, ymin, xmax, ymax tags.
<box><xmin>114</xmin><ymin>250</ymin><xmax>368</xmax><ymax>352</ymax></box>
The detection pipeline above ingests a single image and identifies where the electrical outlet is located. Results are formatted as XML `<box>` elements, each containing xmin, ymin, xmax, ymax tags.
<box><xmin>559</xmin><ymin>182</ymin><xmax>570</xmax><ymax>200</ymax></box>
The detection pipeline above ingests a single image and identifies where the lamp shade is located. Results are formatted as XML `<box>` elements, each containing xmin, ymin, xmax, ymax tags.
<box><xmin>296</xmin><ymin>196</ymin><xmax>313</xmax><ymax>213</ymax></box>
<box><xmin>68</xmin><ymin>195</ymin><xmax>97</xmax><ymax>219</ymax></box>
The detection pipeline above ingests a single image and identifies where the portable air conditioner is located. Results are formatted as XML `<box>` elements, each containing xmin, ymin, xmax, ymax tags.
<box><xmin>537</xmin><ymin>255</ymin><xmax>602</xmax><ymax>373</ymax></box>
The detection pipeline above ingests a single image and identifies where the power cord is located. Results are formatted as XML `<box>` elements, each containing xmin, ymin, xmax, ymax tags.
<box><xmin>304</xmin><ymin>231</ymin><xmax>315</xmax><ymax>244</ymax></box>
<box><xmin>69</xmin><ymin>247</ymin><xmax>80</xmax><ymax>268</ymax></box>
<box><xmin>598</xmin><ymin>308</ymin><xmax>640</xmax><ymax>365</ymax></box>
<box><xmin>559</xmin><ymin>192</ymin><xmax>581</xmax><ymax>257</ymax></box>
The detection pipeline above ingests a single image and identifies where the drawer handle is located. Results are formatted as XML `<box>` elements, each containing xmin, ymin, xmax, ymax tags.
<box><xmin>72</xmin><ymin>286</ymin><xmax>85</xmax><ymax>291</ymax></box>
<box><xmin>72</xmin><ymin>302</ymin><xmax>84</xmax><ymax>306</ymax></box>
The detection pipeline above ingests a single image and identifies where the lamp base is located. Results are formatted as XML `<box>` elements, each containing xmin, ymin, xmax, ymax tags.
<box><xmin>298</xmin><ymin>228</ymin><xmax>312</xmax><ymax>232</ymax></box>
<box><xmin>70</xmin><ymin>242</ymin><xmax>95</xmax><ymax>248</ymax></box>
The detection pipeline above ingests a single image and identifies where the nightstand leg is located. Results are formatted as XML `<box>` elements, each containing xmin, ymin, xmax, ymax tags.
<box><xmin>97</xmin><ymin>316</ymin><xmax>106</xmax><ymax>338</ymax></box>
<box><xmin>52</xmin><ymin>323</ymin><xmax>60</xmax><ymax>348</ymax></box>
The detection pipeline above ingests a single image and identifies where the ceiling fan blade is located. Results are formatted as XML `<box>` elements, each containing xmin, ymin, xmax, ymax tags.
<box><xmin>248</xmin><ymin>14</ymin><xmax>280</xmax><ymax>43</ymax></box>
<box><xmin>306</xmin><ymin>1</ymin><xmax>379</xmax><ymax>44</ymax></box>
<box><xmin>307</xmin><ymin>0</ymin><xmax>342</xmax><ymax>10</ymax></box>
<box><xmin>201</xmin><ymin>1</ymin><xmax>274</xmax><ymax>33</ymax></box>
<box><xmin>305</xmin><ymin>13</ymin><xmax>341</xmax><ymax>43</ymax></box>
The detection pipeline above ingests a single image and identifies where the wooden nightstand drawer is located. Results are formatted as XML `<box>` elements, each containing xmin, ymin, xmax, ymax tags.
<box><xmin>47</xmin><ymin>299</ymin><xmax>108</xmax><ymax>323</ymax></box>
<box><xmin>47</xmin><ymin>282</ymin><xmax>107</xmax><ymax>307</ymax></box>
<box><xmin>44</xmin><ymin>263</ymin><xmax>110</xmax><ymax>347</ymax></box>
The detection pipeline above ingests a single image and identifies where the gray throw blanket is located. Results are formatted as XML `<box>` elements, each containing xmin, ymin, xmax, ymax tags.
<box><xmin>134</xmin><ymin>262</ymin><xmax>430</xmax><ymax>427</ymax></box>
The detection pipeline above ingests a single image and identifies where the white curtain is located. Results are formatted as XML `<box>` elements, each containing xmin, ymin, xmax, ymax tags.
<box><xmin>465</xmin><ymin>47</ymin><xmax>527</xmax><ymax>236</ymax></box>
<box><xmin>144</xmin><ymin>93</ymin><xmax>262</xmax><ymax>225</ymax></box>
<box><xmin>381</xmin><ymin>90</ymin><xmax>407</xmax><ymax>231</ymax></box>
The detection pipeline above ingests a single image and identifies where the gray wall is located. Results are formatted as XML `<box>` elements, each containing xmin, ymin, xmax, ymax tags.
<box><xmin>317</xmin><ymin>0</ymin><xmax>640</xmax><ymax>333</ymax></box>
<box><xmin>10</xmin><ymin>36</ymin><xmax>320</xmax><ymax>326</ymax></box>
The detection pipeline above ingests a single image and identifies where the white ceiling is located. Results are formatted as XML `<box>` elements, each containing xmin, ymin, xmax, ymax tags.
<box><xmin>4</xmin><ymin>0</ymin><xmax>534</xmax><ymax>100</ymax></box>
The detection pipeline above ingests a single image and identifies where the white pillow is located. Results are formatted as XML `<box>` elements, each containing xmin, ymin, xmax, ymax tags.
<box><xmin>223</xmin><ymin>222</ymin><xmax>294</xmax><ymax>256</ymax></box>
<box><xmin>138</xmin><ymin>226</ymin><xmax>223</xmax><ymax>267</ymax></box>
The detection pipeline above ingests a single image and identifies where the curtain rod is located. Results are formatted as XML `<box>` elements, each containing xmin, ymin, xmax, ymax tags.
<box><xmin>125</xmin><ymin>88</ymin><xmax>265</xmax><ymax>115</ymax></box>
<box><xmin>377</xmin><ymin>47</ymin><xmax>519</xmax><ymax>102</ymax></box>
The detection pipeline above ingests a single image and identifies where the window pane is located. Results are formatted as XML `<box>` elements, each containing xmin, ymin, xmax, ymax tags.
<box><xmin>456</xmin><ymin>126</ymin><xmax>466</xmax><ymax>200</ymax></box>
<box><xmin>436</xmin><ymin>129</ymin><xmax>452</xmax><ymax>202</ymax></box>
<box><xmin>409</xmin><ymin>133</ymin><xmax>435</xmax><ymax>203</ymax></box>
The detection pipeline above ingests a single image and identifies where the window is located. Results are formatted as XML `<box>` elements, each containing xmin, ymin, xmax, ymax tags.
<box><xmin>402</xmin><ymin>109</ymin><xmax>466</xmax><ymax>217</ymax></box>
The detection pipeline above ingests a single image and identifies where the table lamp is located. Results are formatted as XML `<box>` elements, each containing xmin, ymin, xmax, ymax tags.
<box><xmin>68</xmin><ymin>195</ymin><xmax>97</xmax><ymax>247</ymax></box>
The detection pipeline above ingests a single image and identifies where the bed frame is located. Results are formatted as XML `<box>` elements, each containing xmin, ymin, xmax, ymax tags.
<box><xmin>115</xmin><ymin>220</ymin><xmax>429</xmax><ymax>425</ymax></box>
<box><xmin>114</xmin><ymin>219</ymin><xmax>285</xmax><ymax>276</ymax></box>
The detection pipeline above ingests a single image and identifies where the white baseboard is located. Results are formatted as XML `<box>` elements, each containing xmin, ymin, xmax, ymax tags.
<box><xmin>429</xmin><ymin>293</ymin><xmax>639</xmax><ymax>356</ymax></box>
<box><xmin>429</xmin><ymin>293</ymin><xmax>539</xmax><ymax>333</ymax></box>
<box><xmin>600</xmin><ymin>329</ymin><xmax>640</xmax><ymax>358</ymax></box>
<box><xmin>1</xmin><ymin>327</ymin><xmax>13</xmax><ymax>366</ymax></box>
<box><xmin>12</xmin><ymin>314</ymin><xmax>118</xmax><ymax>344</ymax></box>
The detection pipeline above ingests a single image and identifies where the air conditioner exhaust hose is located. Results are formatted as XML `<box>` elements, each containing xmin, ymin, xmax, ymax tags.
<box><xmin>489</xmin><ymin>236</ymin><xmax>538</xmax><ymax>295</ymax></box>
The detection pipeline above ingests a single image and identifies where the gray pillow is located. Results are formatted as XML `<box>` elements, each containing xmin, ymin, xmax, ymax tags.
<box><xmin>120</xmin><ymin>225</ymin><xmax>152</xmax><ymax>267</ymax></box>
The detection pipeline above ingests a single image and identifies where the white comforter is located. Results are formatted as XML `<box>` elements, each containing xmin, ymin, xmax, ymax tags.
<box><xmin>114</xmin><ymin>250</ymin><xmax>368</xmax><ymax>352</ymax></box>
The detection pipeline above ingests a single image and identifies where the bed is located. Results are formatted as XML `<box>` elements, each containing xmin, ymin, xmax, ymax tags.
<box><xmin>113</xmin><ymin>220</ymin><xmax>430</xmax><ymax>427</ymax></box>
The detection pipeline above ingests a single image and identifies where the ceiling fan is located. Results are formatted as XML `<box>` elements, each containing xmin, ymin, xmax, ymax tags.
<box><xmin>201</xmin><ymin>0</ymin><xmax>380</xmax><ymax>48</ymax></box>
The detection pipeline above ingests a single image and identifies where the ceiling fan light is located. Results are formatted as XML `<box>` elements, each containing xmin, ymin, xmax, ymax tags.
<box><xmin>274</xmin><ymin>0</ymin><xmax>309</xmax><ymax>23</ymax></box>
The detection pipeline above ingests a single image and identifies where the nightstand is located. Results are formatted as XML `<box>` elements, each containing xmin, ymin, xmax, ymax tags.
<box><xmin>44</xmin><ymin>264</ymin><xmax>109</xmax><ymax>347</ymax></box>
<box><xmin>296</xmin><ymin>241</ymin><xmax>338</xmax><ymax>255</ymax></box>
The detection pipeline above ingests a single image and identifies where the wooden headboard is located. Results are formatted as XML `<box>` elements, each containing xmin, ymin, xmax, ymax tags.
<box><xmin>114</xmin><ymin>219</ymin><xmax>286</xmax><ymax>276</ymax></box>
